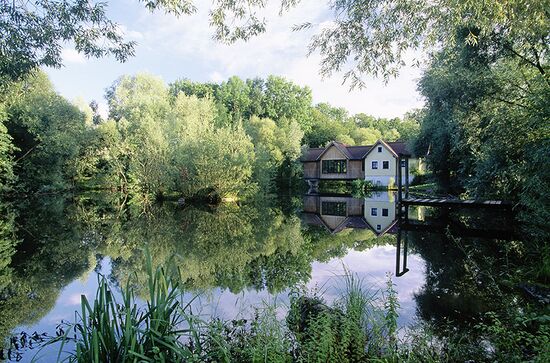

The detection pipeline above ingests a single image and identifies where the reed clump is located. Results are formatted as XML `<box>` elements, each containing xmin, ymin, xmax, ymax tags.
<box><xmin>35</xmin><ymin>254</ymin><xmax>548</xmax><ymax>362</ymax></box>
<box><xmin>45</xmin><ymin>252</ymin><xmax>197</xmax><ymax>362</ymax></box>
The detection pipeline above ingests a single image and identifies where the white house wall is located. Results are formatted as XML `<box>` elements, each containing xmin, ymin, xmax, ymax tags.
<box><xmin>364</xmin><ymin>192</ymin><xmax>396</xmax><ymax>233</ymax></box>
<box><xmin>363</xmin><ymin>143</ymin><xmax>415</xmax><ymax>187</ymax></box>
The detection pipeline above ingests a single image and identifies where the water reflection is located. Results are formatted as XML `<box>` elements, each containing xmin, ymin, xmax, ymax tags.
<box><xmin>302</xmin><ymin>191</ymin><xmax>425</xmax><ymax>236</ymax></box>
<box><xmin>0</xmin><ymin>191</ymin><xmax>521</xmax><ymax>361</ymax></box>
<box><xmin>302</xmin><ymin>191</ymin><xmax>423</xmax><ymax>277</ymax></box>
<box><xmin>0</xmin><ymin>193</ymin><xmax>395</xmax><ymax>342</ymax></box>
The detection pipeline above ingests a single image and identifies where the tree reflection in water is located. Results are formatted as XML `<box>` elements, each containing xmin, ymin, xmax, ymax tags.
<box><xmin>0</xmin><ymin>192</ymin><xmax>390</xmax><ymax>342</ymax></box>
<box><xmin>0</xmin><ymin>190</ymin><xmax>529</xmax><ymax>360</ymax></box>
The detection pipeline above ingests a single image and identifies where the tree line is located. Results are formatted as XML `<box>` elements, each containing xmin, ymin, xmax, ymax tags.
<box><xmin>0</xmin><ymin>71</ymin><xmax>419</xmax><ymax>202</ymax></box>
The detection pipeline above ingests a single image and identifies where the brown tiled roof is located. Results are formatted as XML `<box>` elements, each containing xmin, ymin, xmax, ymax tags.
<box><xmin>329</xmin><ymin>216</ymin><xmax>370</xmax><ymax>234</ymax></box>
<box><xmin>302</xmin><ymin>213</ymin><xmax>370</xmax><ymax>234</ymax></box>
<box><xmin>301</xmin><ymin>140</ymin><xmax>412</xmax><ymax>162</ymax></box>
<box><xmin>346</xmin><ymin>145</ymin><xmax>373</xmax><ymax>159</ymax></box>
<box><xmin>386</xmin><ymin>141</ymin><xmax>411</xmax><ymax>156</ymax></box>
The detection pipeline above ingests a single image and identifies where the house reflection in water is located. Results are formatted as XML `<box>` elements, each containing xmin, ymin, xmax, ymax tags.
<box><xmin>302</xmin><ymin>194</ymin><xmax>368</xmax><ymax>234</ymax></box>
<box><xmin>302</xmin><ymin>191</ymin><xmax>423</xmax><ymax>236</ymax></box>
<box><xmin>302</xmin><ymin>191</ymin><xmax>424</xmax><ymax>277</ymax></box>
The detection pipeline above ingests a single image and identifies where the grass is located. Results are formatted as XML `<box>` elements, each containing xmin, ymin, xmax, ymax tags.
<box><xmin>39</xmin><ymin>252</ymin><xmax>197</xmax><ymax>362</ymax></box>
<box><xmin>26</xmin><ymin>251</ymin><xmax>549</xmax><ymax>362</ymax></box>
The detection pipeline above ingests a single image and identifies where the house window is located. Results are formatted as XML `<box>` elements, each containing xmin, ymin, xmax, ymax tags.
<box><xmin>382</xmin><ymin>161</ymin><xmax>389</xmax><ymax>169</ymax></box>
<box><xmin>376</xmin><ymin>224</ymin><xmax>382</xmax><ymax>231</ymax></box>
<box><xmin>371</xmin><ymin>161</ymin><xmax>378</xmax><ymax>169</ymax></box>
<box><xmin>371</xmin><ymin>208</ymin><xmax>377</xmax><ymax>216</ymax></box>
<box><xmin>322</xmin><ymin>201</ymin><xmax>347</xmax><ymax>216</ymax></box>
<box><xmin>377</xmin><ymin>146</ymin><xmax>382</xmax><ymax>152</ymax></box>
<box><xmin>382</xmin><ymin>208</ymin><xmax>389</xmax><ymax>217</ymax></box>
<box><xmin>401</xmin><ymin>160</ymin><xmax>406</xmax><ymax>167</ymax></box>
<box><xmin>322</xmin><ymin>160</ymin><xmax>347</xmax><ymax>174</ymax></box>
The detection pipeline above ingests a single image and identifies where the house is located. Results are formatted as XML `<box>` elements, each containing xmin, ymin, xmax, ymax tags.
<box><xmin>301</xmin><ymin>140</ymin><xmax>422</xmax><ymax>188</ymax></box>
<box><xmin>302</xmin><ymin>192</ymin><xmax>424</xmax><ymax>236</ymax></box>
<box><xmin>363</xmin><ymin>192</ymin><xmax>398</xmax><ymax>235</ymax></box>
<box><xmin>302</xmin><ymin>194</ymin><xmax>368</xmax><ymax>234</ymax></box>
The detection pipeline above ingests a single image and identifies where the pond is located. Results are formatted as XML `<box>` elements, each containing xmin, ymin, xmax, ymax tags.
<box><xmin>0</xmin><ymin>191</ymin><xmax>516</xmax><ymax>361</ymax></box>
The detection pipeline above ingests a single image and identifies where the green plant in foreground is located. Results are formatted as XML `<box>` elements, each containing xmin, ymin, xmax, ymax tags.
<box><xmin>40</xmin><ymin>251</ymin><xmax>196</xmax><ymax>363</ymax></box>
<box><xmin>28</xmin><ymin>254</ymin><xmax>550</xmax><ymax>363</ymax></box>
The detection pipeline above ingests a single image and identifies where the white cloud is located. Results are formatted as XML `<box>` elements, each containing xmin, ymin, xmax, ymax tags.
<box><xmin>209</xmin><ymin>71</ymin><xmax>225</xmax><ymax>83</ymax></box>
<box><xmin>61</xmin><ymin>48</ymin><xmax>86</xmax><ymax>64</ymax></box>
<box><xmin>98</xmin><ymin>102</ymin><xmax>109</xmax><ymax>120</ymax></box>
<box><xmin>118</xmin><ymin>24</ymin><xmax>144</xmax><ymax>40</ymax></box>
<box><xmin>47</xmin><ymin>0</ymin><xmax>426</xmax><ymax>119</ymax></box>
<box><xmin>66</xmin><ymin>293</ymin><xmax>86</xmax><ymax>306</ymax></box>
<box><xmin>283</xmin><ymin>55</ymin><xmax>424</xmax><ymax>118</ymax></box>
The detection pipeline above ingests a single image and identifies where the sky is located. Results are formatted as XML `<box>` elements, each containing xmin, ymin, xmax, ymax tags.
<box><xmin>45</xmin><ymin>0</ymin><xmax>425</xmax><ymax>119</ymax></box>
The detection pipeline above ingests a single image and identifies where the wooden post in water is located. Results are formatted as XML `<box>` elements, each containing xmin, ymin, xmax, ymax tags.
<box><xmin>404</xmin><ymin>156</ymin><xmax>410</xmax><ymax>199</ymax></box>
<box><xmin>395</xmin><ymin>228</ymin><xmax>402</xmax><ymax>276</ymax></box>
<box><xmin>395</xmin><ymin>228</ymin><xmax>410</xmax><ymax>277</ymax></box>
<box><xmin>397</xmin><ymin>156</ymin><xmax>403</xmax><ymax>205</ymax></box>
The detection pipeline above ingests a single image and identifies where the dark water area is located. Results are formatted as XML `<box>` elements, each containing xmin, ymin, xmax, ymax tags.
<box><xmin>0</xmin><ymin>191</ymin><xmax>522</xmax><ymax>361</ymax></box>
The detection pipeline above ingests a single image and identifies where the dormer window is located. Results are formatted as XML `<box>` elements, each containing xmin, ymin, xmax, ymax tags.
<box><xmin>377</xmin><ymin>146</ymin><xmax>382</xmax><ymax>152</ymax></box>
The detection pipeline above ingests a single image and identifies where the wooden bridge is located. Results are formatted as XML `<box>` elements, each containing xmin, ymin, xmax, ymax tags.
<box><xmin>395</xmin><ymin>156</ymin><xmax>512</xmax><ymax>212</ymax></box>
<box><xmin>401</xmin><ymin>197</ymin><xmax>513</xmax><ymax>210</ymax></box>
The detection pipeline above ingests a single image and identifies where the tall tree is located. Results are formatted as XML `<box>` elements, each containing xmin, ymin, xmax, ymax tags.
<box><xmin>210</xmin><ymin>0</ymin><xmax>549</xmax><ymax>88</ymax></box>
<box><xmin>414</xmin><ymin>27</ymin><xmax>549</xmax><ymax>245</ymax></box>
<box><xmin>0</xmin><ymin>0</ymin><xmax>196</xmax><ymax>83</ymax></box>
<box><xmin>2</xmin><ymin>71</ymin><xmax>88</xmax><ymax>191</ymax></box>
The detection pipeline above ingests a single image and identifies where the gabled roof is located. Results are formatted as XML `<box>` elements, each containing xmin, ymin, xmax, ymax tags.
<box><xmin>332</xmin><ymin>216</ymin><xmax>370</xmax><ymax>234</ymax></box>
<box><xmin>346</xmin><ymin>145</ymin><xmax>373</xmax><ymax>159</ymax></box>
<box><xmin>300</xmin><ymin>141</ymin><xmax>372</xmax><ymax>162</ymax></box>
<box><xmin>315</xmin><ymin>141</ymin><xmax>353</xmax><ymax>160</ymax></box>
<box><xmin>366</xmin><ymin>140</ymin><xmax>412</xmax><ymax>158</ymax></box>
<box><xmin>301</xmin><ymin>140</ymin><xmax>411</xmax><ymax>162</ymax></box>
<box><xmin>364</xmin><ymin>218</ymin><xmax>399</xmax><ymax>237</ymax></box>
<box><xmin>301</xmin><ymin>213</ymin><xmax>370</xmax><ymax>234</ymax></box>
<box><xmin>386</xmin><ymin>141</ymin><xmax>411</xmax><ymax>156</ymax></box>
<box><xmin>302</xmin><ymin>147</ymin><xmax>324</xmax><ymax>161</ymax></box>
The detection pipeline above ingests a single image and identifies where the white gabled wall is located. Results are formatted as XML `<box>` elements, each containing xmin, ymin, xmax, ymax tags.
<box><xmin>363</xmin><ymin>142</ymin><xmax>414</xmax><ymax>187</ymax></box>
<box><xmin>363</xmin><ymin>191</ymin><xmax>396</xmax><ymax>233</ymax></box>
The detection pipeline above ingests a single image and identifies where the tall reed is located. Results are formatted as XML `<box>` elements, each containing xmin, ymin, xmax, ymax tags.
<box><xmin>35</xmin><ymin>260</ymin><xmax>490</xmax><ymax>362</ymax></box>
<box><xmin>42</xmin><ymin>250</ymin><xmax>196</xmax><ymax>362</ymax></box>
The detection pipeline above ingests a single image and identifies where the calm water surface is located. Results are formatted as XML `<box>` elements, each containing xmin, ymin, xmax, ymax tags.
<box><xmin>0</xmin><ymin>191</ymin><xmax>514</xmax><ymax>361</ymax></box>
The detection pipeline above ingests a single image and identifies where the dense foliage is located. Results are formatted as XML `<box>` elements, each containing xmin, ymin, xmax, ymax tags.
<box><xmin>413</xmin><ymin>27</ymin><xmax>549</xmax><ymax>256</ymax></box>
<box><xmin>1</xmin><ymin>72</ymin><xmax>88</xmax><ymax>192</ymax></box>
<box><xmin>0</xmin><ymin>71</ymin><xmax>418</xmax><ymax>200</ymax></box>
<box><xmin>170</xmin><ymin>75</ymin><xmax>420</xmax><ymax>148</ymax></box>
